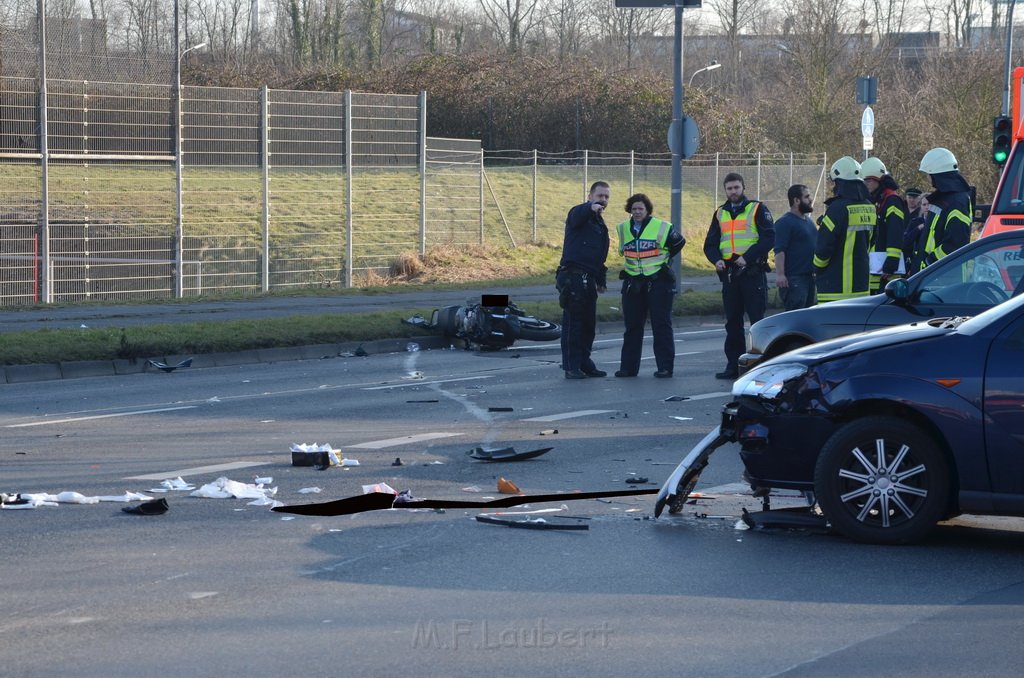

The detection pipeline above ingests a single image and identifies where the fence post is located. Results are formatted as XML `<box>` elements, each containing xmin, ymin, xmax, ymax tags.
<box><xmin>583</xmin><ymin>149</ymin><xmax>589</xmax><ymax>201</ymax></box>
<box><xmin>260</xmin><ymin>85</ymin><xmax>270</xmax><ymax>293</ymax></box>
<box><xmin>344</xmin><ymin>90</ymin><xmax>353</xmax><ymax>288</ymax></box>
<box><xmin>789</xmin><ymin>151</ymin><xmax>794</xmax><ymax>188</ymax></box>
<box><xmin>756</xmin><ymin>152</ymin><xmax>762</xmax><ymax>200</ymax></box>
<box><xmin>714</xmin><ymin>152</ymin><xmax>720</xmax><ymax>208</ymax></box>
<box><xmin>532</xmin><ymin>149</ymin><xmax>538</xmax><ymax>244</ymax></box>
<box><xmin>37</xmin><ymin>3</ymin><xmax>51</xmax><ymax>303</ymax></box>
<box><xmin>479</xmin><ymin>148</ymin><xmax>484</xmax><ymax>245</ymax></box>
<box><xmin>622</xmin><ymin>151</ymin><xmax>630</xmax><ymax>196</ymax></box>
<box><xmin>418</xmin><ymin>90</ymin><xmax>427</xmax><ymax>255</ymax></box>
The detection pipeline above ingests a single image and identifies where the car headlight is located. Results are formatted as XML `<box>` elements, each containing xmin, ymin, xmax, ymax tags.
<box><xmin>732</xmin><ymin>363</ymin><xmax>808</xmax><ymax>399</ymax></box>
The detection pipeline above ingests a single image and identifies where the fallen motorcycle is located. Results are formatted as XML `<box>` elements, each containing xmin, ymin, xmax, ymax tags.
<box><xmin>403</xmin><ymin>294</ymin><xmax>560</xmax><ymax>350</ymax></box>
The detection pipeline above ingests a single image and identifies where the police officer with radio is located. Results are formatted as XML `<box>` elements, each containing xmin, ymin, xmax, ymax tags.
<box><xmin>703</xmin><ymin>172</ymin><xmax>775</xmax><ymax>380</ymax></box>
<box><xmin>615</xmin><ymin>193</ymin><xmax>686</xmax><ymax>378</ymax></box>
<box><xmin>557</xmin><ymin>181</ymin><xmax>611</xmax><ymax>380</ymax></box>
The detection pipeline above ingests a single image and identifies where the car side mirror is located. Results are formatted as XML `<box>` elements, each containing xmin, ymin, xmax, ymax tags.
<box><xmin>884</xmin><ymin>277</ymin><xmax>910</xmax><ymax>303</ymax></box>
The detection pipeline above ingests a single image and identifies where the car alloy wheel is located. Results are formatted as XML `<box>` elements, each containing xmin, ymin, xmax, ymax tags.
<box><xmin>814</xmin><ymin>416</ymin><xmax>950</xmax><ymax>545</ymax></box>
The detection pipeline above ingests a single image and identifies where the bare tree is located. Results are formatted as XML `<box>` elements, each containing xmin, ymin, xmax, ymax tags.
<box><xmin>599</xmin><ymin>1</ymin><xmax>668</xmax><ymax>70</ymax></box>
<box><xmin>544</xmin><ymin>0</ymin><xmax>592</xmax><ymax>62</ymax></box>
<box><xmin>478</xmin><ymin>0</ymin><xmax>542</xmax><ymax>53</ymax></box>
<box><xmin>946</xmin><ymin>0</ymin><xmax>979</xmax><ymax>48</ymax></box>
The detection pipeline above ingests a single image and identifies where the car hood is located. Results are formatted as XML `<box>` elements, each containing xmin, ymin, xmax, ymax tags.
<box><xmin>751</xmin><ymin>294</ymin><xmax>884</xmax><ymax>336</ymax></box>
<box><xmin>766</xmin><ymin>319</ymin><xmax>954</xmax><ymax>365</ymax></box>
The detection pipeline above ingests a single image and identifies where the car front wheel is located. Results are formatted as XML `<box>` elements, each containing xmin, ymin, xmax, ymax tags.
<box><xmin>814</xmin><ymin>416</ymin><xmax>950</xmax><ymax>545</ymax></box>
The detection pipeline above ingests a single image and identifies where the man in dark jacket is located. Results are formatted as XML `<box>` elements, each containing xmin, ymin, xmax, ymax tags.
<box><xmin>914</xmin><ymin>147</ymin><xmax>973</xmax><ymax>272</ymax></box>
<box><xmin>703</xmin><ymin>172</ymin><xmax>774</xmax><ymax>380</ymax></box>
<box><xmin>557</xmin><ymin>181</ymin><xmax>611</xmax><ymax>379</ymax></box>
<box><xmin>814</xmin><ymin>156</ymin><xmax>875</xmax><ymax>303</ymax></box>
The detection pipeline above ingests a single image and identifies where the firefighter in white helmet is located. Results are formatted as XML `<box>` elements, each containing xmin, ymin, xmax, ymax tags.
<box><xmin>813</xmin><ymin>156</ymin><xmax>875</xmax><ymax>302</ymax></box>
<box><xmin>913</xmin><ymin>148</ymin><xmax>973</xmax><ymax>271</ymax></box>
<box><xmin>860</xmin><ymin>156</ymin><xmax>907</xmax><ymax>293</ymax></box>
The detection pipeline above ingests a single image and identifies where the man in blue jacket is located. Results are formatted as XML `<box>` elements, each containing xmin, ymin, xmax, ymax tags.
<box><xmin>557</xmin><ymin>181</ymin><xmax>611</xmax><ymax>379</ymax></box>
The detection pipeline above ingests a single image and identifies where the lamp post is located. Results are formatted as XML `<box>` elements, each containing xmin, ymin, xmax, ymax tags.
<box><xmin>688</xmin><ymin>61</ymin><xmax>721</xmax><ymax>87</ymax></box>
<box><xmin>174</xmin><ymin>38</ymin><xmax>206</xmax><ymax>298</ymax></box>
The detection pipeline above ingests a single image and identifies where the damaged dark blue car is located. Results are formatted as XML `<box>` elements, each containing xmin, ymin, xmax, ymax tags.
<box><xmin>656</xmin><ymin>293</ymin><xmax>1024</xmax><ymax>544</ymax></box>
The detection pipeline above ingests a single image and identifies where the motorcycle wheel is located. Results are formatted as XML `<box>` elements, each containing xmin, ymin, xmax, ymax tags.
<box><xmin>510</xmin><ymin>318</ymin><xmax>561</xmax><ymax>341</ymax></box>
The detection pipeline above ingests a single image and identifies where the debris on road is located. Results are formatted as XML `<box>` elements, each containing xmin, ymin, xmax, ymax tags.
<box><xmin>392</xmin><ymin>457</ymin><xmax>404</xmax><ymax>466</ymax></box>
<box><xmin>487</xmin><ymin>407</ymin><xmax>514</xmax><ymax>412</ymax></box>
<box><xmin>273</xmin><ymin>487</ymin><xmax>660</xmax><ymax>517</ymax></box>
<box><xmin>149</xmin><ymin>477</ymin><xmax>196</xmax><ymax>492</ymax></box>
<box><xmin>497</xmin><ymin>477</ymin><xmax>522</xmax><ymax>494</ymax></box>
<box><xmin>625</xmin><ymin>477</ymin><xmax>649</xmax><ymax>484</ymax></box>
<box><xmin>361</xmin><ymin>482</ymin><xmax>397</xmax><ymax>495</ymax></box>
<box><xmin>475</xmin><ymin>515</ymin><xmax>589</xmax><ymax>531</ymax></box>
<box><xmin>121</xmin><ymin>498</ymin><xmax>170</xmax><ymax>515</ymax></box>
<box><xmin>190</xmin><ymin>477</ymin><xmax>279</xmax><ymax>507</ymax></box>
<box><xmin>664</xmin><ymin>395</ymin><xmax>689</xmax><ymax>402</ymax></box>
<box><xmin>467</xmin><ymin>446</ymin><xmax>552</xmax><ymax>462</ymax></box>
<box><xmin>148</xmin><ymin>358</ymin><xmax>193</xmax><ymax>373</ymax></box>
<box><xmin>539</xmin><ymin>429</ymin><xmax>558</xmax><ymax>436</ymax></box>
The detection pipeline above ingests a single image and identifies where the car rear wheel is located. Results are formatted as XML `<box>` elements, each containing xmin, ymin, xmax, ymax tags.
<box><xmin>814</xmin><ymin>416</ymin><xmax>950</xmax><ymax>545</ymax></box>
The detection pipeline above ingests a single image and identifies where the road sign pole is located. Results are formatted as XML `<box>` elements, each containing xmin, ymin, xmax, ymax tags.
<box><xmin>671</xmin><ymin>3</ymin><xmax>683</xmax><ymax>283</ymax></box>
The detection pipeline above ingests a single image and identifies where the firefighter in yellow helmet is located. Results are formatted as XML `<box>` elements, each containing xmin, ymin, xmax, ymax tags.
<box><xmin>813</xmin><ymin>157</ymin><xmax>874</xmax><ymax>302</ymax></box>
<box><xmin>860</xmin><ymin>156</ymin><xmax>907</xmax><ymax>293</ymax></box>
<box><xmin>913</xmin><ymin>148</ymin><xmax>973</xmax><ymax>271</ymax></box>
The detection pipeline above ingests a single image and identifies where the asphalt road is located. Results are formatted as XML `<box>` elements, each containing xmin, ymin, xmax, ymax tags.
<box><xmin>3</xmin><ymin>323</ymin><xmax>1024</xmax><ymax>676</ymax></box>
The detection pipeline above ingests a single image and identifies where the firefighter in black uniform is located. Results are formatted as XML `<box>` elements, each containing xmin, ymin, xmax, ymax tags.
<box><xmin>861</xmin><ymin>156</ymin><xmax>907</xmax><ymax>293</ymax></box>
<box><xmin>813</xmin><ymin>156</ymin><xmax>875</xmax><ymax>303</ymax></box>
<box><xmin>913</xmin><ymin>147</ymin><xmax>973</xmax><ymax>271</ymax></box>
<box><xmin>557</xmin><ymin>181</ymin><xmax>611</xmax><ymax>379</ymax></box>
<box><xmin>703</xmin><ymin>172</ymin><xmax>775</xmax><ymax>380</ymax></box>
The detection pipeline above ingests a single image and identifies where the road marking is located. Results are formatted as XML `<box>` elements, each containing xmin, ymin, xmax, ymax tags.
<box><xmin>679</xmin><ymin>392</ymin><xmax>732</xmax><ymax>401</ymax></box>
<box><xmin>5</xmin><ymin>406</ymin><xmax>197</xmax><ymax>428</ymax></box>
<box><xmin>349</xmin><ymin>432</ymin><xmax>464</xmax><ymax>449</ymax></box>
<box><xmin>361</xmin><ymin>376</ymin><xmax>492</xmax><ymax>390</ymax></box>
<box><xmin>125</xmin><ymin>460</ymin><xmax>272</xmax><ymax>481</ymax></box>
<box><xmin>521</xmin><ymin>409</ymin><xmax>615</xmax><ymax>422</ymax></box>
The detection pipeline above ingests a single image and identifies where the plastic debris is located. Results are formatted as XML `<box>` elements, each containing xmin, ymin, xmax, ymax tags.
<box><xmin>497</xmin><ymin>477</ymin><xmax>521</xmax><ymax>494</ymax></box>
<box><xmin>467</xmin><ymin>446</ymin><xmax>553</xmax><ymax>462</ymax></box>
<box><xmin>625</xmin><ymin>477</ymin><xmax>649</xmax><ymax>484</ymax></box>
<box><xmin>297</xmin><ymin>487</ymin><xmax>322</xmax><ymax>494</ymax></box>
<box><xmin>190</xmin><ymin>477</ymin><xmax>278</xmax><ymax>501</ymax></box>
<box><xmin>254</xmin><ymin>476</ymin><xmax>273</xmax><ymax>485</ymax></box>
<box><xmin>475</xmin><ymin>514</ymin><xmax>589</xmax><ymax>530</ymax></box>
<box><xmin>392</xmin><ymin>458</ymin><xmax>404</xmax><ymax>466</ymax></box>
<box><xmin>151</xmin><ymin>477</ymin><xmax>195</xmax><ymax>492</ymax></box>
<box><xmin>148</xmin><ymin>358</ymin><xmax>193</xmax><ymax>373</ymax></box>
<box><xmin>290</xmin><ymin>443</ymin><xmax>344</xmax><ymax>468</ymax></box>
<box><xmin>488</xmin><ymin>407</ymin><xmax>514</xmax><ymax>412</ymax></box>
<box><xmin>663</xmin><ymin>395</ymin><xmax>689</xmax><ymax>402</ymax></box>
<box><xmin>539</xmin><ymin>429</ymin><xmax>558</xmax><ymax>436</ymax></box>
<box><xmin>406</xmin><ymin>342</ymin><xmax>420</xmax><ymax>352</ymax></box>
<box><xmin>671</xmin><ymin>416</ymin><xmax>693</xmax><ymax>421</ymax></box>
<box><xmin>121</xmin><ymin>498</ymin><xmax>169</xmax><ymax>515</ymax></box>
<box><xmin>361</xmin><ymin>482</ymin><xmax>397</xmax><ymax>495</ymax></box>
<box><xmin>394</xmin><ymin>489</ymin><xmax>418</xmax><ymax>503</ymax></box>
<box><xmin>461</xmin><ymin>486</ymin><xmax>483</xmax><ymax>493</ymax></box>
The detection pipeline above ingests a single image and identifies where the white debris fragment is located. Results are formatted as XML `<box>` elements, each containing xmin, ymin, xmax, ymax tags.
<box><xmin>254</xmin><ymin>476</ymin><xmax>273</xmax><ymax>485</ymax></box>
<box><xmin>297</xmin><ymin>487</ymin><xmax>322</xmax><ymax>494</ymax></box>
<box><xmin>191</xmin><ymin>477</ymin><xmax>278</xmax><ymax>501</ymax></box>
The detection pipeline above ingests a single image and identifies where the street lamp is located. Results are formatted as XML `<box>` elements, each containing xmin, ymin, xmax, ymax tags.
<box><xmin>174</xmin><ymin>40</ymin><xmax>205</xmax><ymax>298</ymax></box>
<box><xmin>688</xmin><ymin>61</ymin><xmax>721</xmax><ymax>87</ymax></box>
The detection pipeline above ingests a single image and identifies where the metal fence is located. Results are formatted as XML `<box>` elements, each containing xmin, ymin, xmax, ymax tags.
<box><xmin>0</xmin><ymin>76</ymin><xmax>827</xmax><ymax>306</ymax></box>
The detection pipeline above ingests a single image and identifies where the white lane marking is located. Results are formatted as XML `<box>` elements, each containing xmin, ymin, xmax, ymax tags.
<box><xmin>362</xmin><ymin>376</ymin><xmax>492</xmax><ymax>390</ymax></box>
<box><xmin>5</xmin><ymin>406</ymin><xmax>197</xmax><ymax>428</ymax></box>
<box><xmin>125</xmin><ymin>460</ymin><xmax>271</xmax><ymax>481</ymax></box>
<box><xmin>681</xmin><ymin>392</ymin><xmax>732</xmax><ymax>401</ymax></box>
<box><xmin>349</xmin><ymin>432</ymin><xmax>464</xmax><ymax>449</ymax></box>
<box><xmin>521</xmin><ymin>409</ymin><xmax>614</xmax><ymax>422</ymax></box>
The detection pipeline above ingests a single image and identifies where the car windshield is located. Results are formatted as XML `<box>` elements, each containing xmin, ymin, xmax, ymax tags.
<box><xmin>916</xmin><ymin>240</ymin><xmax>1024</xmax><ymax>302</ymax></box>
<box><xmin>954</xmin><ymin>292</ymin><xmax>1024</xmax><ymax>335</ymax></box>
<box><xmin>995</xmin><ymin>146</ymin><xmax>1024</xmax><ymax>215</ymax></box>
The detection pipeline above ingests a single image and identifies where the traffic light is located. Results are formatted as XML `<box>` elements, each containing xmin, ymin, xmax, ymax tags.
<box><xmin>993</xmin><ymin>115</ymin><xmax>1013</xmax><ymax>165</ymax></box>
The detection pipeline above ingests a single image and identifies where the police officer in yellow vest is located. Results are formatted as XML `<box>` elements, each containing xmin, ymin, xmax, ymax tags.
<box><xmin>615</xmin><ymin>193</ymin><xmax>686</xmax><ymax>378</ymax></box>
<box><xmin>702</xmin><ymin>172</ymin><xmax>775</xmax><ymax>380</ymax></box>
<box><xmin>813</xmin><ymin>156</ymin><xmax>874</xmax><ymax>303</ymax></box>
